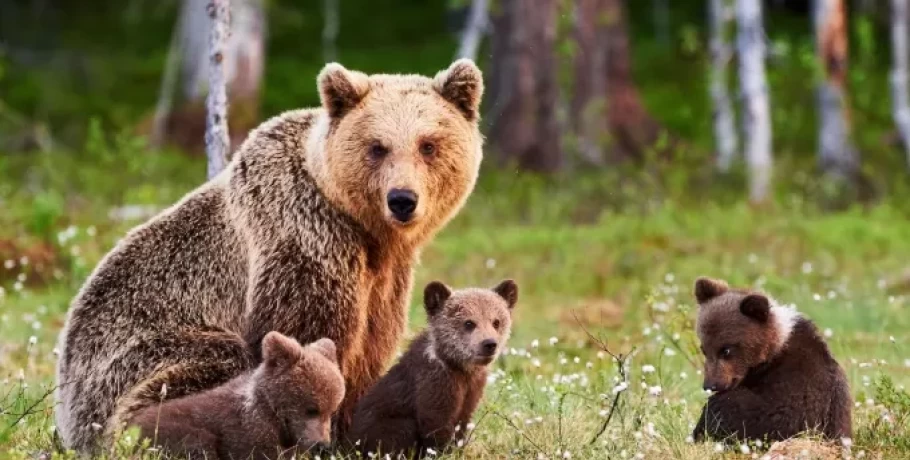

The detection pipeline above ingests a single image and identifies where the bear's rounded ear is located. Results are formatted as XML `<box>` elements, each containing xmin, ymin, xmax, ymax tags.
<box><xmin>433</xmin><ymin>59</ymin><xmax>484</xmax><ymax>122</ymax></box>
<box><xmin>694</xmin><ymin>277</ymin><xmax>729</xmax><ymax>304</ymax></box>
<box><xmin>492</xmin><ymin>279</ymin><xmax>518</xmax><ymax>310</ymax></box>
<box><xmin>424</xmin><ymin>281</ymin><xmax>452</xmax><ymax>317</ymax></box>
<box><xmin>317</xmin><ymin>63</ymin><xmax>370</xmax><ymax>119</ymax></box>
<box><xmin>262</xmin><ymin>331</ymin><xmax>303</xmax><ymax>369</ymax></box>
<box><xmin>309</xmin><ymin>338</ymin><xmax>339</xmax><ymax>365</ymax></box>
<box><xmin>740</xmin><ymin>294</ymin><xmax>771</xmax><ymax>323</ymax></box>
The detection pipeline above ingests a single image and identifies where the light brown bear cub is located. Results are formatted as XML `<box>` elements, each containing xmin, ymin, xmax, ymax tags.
<box><xmin>349</xmin><ymin>280</ymin><xmax>518</xmax><ymax>457</ymax></box>
<box><xmin>692</xmin><ymin>277</ymin><xmax>852</xmax><ymax>443</ymax></box>
<box><xmin>130</xmin><ymin>332</ymin><xmax>344</xmax><ymax>460</ymax></box>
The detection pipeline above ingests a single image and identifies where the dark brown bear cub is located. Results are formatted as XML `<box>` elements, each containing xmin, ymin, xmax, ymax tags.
<box><xmin>692</xmin><ymin>277</ymin><xmax>852</xmax><ymax>443</ymax></box>
<box><xmin>348</xmin><ymin>279</ymin><xmax>518</xmax><ymax>458</ymax></box>
<box><xmin>130</xmin><ymin>332</ymin><xmax>344</xmax><ymax>460</ymax></box>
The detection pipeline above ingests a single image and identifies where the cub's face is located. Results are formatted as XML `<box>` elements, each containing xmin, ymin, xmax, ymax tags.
<box><xmin>259</xmin><ymin>333</ymin><xmax>345</xmax><ymax>452</ymax></box>
<box><xmin>694</xmin><ymin>277</ymin><xmax>779</xmax><ymax>393</ymax></box>
<box><xmin>424</xmin><ymin>280</ymin><xmax>518</xmax><ymax>366</ymax></box>
<box><xmin>314</xmin><ymin>60</ymin><xmax>484</xmax><ymax>243</ymax></box>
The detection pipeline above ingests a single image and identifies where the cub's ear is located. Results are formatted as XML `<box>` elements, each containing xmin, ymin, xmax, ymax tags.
<box><xmin>433</xmin><ymin>59</ymin><xmax>484</xmax><ymax>122</ymax></box>
<box><xmin>694</xmin><ymin>277</ymin><xmax>729</xmax><ymax>304</ymax></box>
<box><xmin>424</xmin><ymin>281</ymin><xmax>452</xmax><ymax>318</ymax></box>
<box><xmin>308</xmin><ymin>338</ymin><xmax>339</xmax><ymax>365</ymax></box>
<box><xmin>262</xmin><ymin>331</ymin><xmax>303</xmax><ymax>369</ymax></box>
<box><xmin>740</xmin><ymin>294</ymin><xmax>771</xmax><ymax>323</ymax></box>
<box><xmin>317</xmin><ymin>63</ymin><xmax>370</xmax><ymax>119</ymax></box>
<box><xmin>492</xmin><ymin>279</ymin><xmax>518</xmax><ymax>310</ymax></box>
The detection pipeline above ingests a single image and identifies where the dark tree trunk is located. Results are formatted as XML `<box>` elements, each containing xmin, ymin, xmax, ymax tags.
<box><xmin>487</xmin><ymin>0</ymin><xmax>563</xmax><ymax>173</ymax></box>
<box><xmin>571</xmin><ymin>0</ymin><xmax>610</xmax><ymax>166</ymax></box>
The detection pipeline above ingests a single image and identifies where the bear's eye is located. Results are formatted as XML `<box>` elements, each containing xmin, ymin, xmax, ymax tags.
<box><xmin>492</xmin><ymin>319</ymin><xmax>501</xmax><ymax>330</ymax></box>
<box><xmin>369</xmin><ymin>142</ymin><xmax>389</xmax><ymax>159</ymax></box>
<box><xmin>464</xmin><ymin>320</ymin><xmax>476</xmax><ymax>331</ymax></box>
<box><xmin>719</xmin><ymin>347</ymin><xmax>732</xmax><ymax>359</ymax></box>
<box><xmin>305</xmin><ymin>407</ymin><xmax>320</xmax><ymax>417</ymax></box>
<box><xmin>419</xmin><ymin>141</ymin><xmax>436</xmax><ymax>157</ymax></box>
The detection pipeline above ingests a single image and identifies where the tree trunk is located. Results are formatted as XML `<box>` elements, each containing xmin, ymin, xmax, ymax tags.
<box><xmin>814</xmin><ymin>0</ymin><xmax>859</xmax><ymax>180</ymax></box>
<box><xmin>736</xmin><ymin>0</ymin><xmax>773</xmax><ymax>203</ymax></box>
<box><xmin>456</xmin><ymin>0</ymin><xmax>489</xmax><ymax>61</ymax></box>
<box><xmin>570</xmin><ymin>0</ymin><xmax>610</xmax><ymax>166</ymax></box>
<box><xmin>323</xmin><ymin>0</ymin><xmax>340</xmax><ymax>62</ymax></box>
<box><xmin>892</xmin><ymin>0</ymin><xmax>910</xmax><ymax>168</ymax></box>
<box><xmin>206</xmin><ymin>0</ymin><xmax>231</xmax><ymax>179</ymax></box>
<box><xmin>652</xmin><ymin>0</ymin><xmax>670</xmax><ymax>46</ymax></box>
<box><xmin>602</xmin><ymin>0</ymin><xmax>664</xmax><ymax>161</ymax></box>
<box><xmin>709</xmin><ymin>0</ymin><xmax>739</xmax><ymax>171</ymax></box>
<box><xmin>488</xmin><ymin>0</ymin><xmax>563</xmax><ymax>173</ymax></box>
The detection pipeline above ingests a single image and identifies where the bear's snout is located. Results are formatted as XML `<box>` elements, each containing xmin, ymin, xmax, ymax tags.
<box><xmin>387</xmin><ymin>189</ymin><xmax>419</xmax><ymax>223</ymax></box>
<box><xmin>480</xmin><ymin>339</ymin><xmax>498</xmax><ymax>356</ymax></box>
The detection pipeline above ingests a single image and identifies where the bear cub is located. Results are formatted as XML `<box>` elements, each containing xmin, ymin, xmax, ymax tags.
<box><xmin>692</xmin><ymin>277</ymin><xmax>852</xmax><ymax>443</ymax></box>
<box><xmin>348</xmin><ymin>279</ymin><xmax>519</xmax><ymax>457</ymax></box>
<box><xmin>130</xmin><ymin>332</ymin><xmax>345</xmax><ymax>460</ymax></box>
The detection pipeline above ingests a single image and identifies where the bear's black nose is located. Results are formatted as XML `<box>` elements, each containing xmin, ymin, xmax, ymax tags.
<box><xmin>481</xmin><ymin>339</ymin><xmax>498</xmax><ymax>356</ymax></box>
<box><xmin>387</xmin><ymin>189</ymin><xmax>418</xmax><ymax>223</ymax></box>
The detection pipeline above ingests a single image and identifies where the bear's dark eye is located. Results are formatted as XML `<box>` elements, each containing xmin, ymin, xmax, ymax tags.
<box><xmin>369</xmin><ymin>142</ymin><xmax>388</xmax><ymax>159</ymax></box>
<box><xmin>419</xmin><ymin>141</ymin><xmax>436</xmax><ymax>157</ymax></box>
<box><xmin>305</xmin><ymin>407</ymin><xmax>320</xmax><ymax>417</ymax></box>
<box><xmin>719</xmin><ymin>347</ymin><xmax>732</xmax><ymax>359</ymax></box>
<box><xmin>464</xmin><ymin>320</ymin><xmax>476</xmax><ymax>331</ymax></box>
<box><xmin>492</xmin><ymin>319</ymin><xmax>501</xmax><ymax>330</ymax></box>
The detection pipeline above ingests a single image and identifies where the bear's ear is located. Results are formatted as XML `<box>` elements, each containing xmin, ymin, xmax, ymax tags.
<box><xmin>433</xmin><ymin>59</ymin><xmax>484</xmax><ymax>122</ymax></box>
<box><xmin>694</xmin><ymin>277</ymin><xmax>729</xmax><ymax>304</ymax></box>
<box><xmin>492</xmin><ymin>279</ymin><xmax>518</xmax><ymax>311</ymax></box>
<box><xmin>740</xmin><ymin>294</ymin><xmax>771</xmax><ymax>323</ymax></box>
<box><xmin>308</xmin><ymin>338</ymin><xmax>338</xmax><ymax>365</ymax></box>
<box><xmin>424</xmin><ymin>281</ymin><xmax>452</xmax><ymax>317</ymax></box>
<box><xmin>317</xmin><ymin>63</ymin><xmax>370</xmax><ymax>119</ymax></box>
<box><xmin>262</xmin><ymin>331</ymin><xmax>303</xmax><ymax>369</ymax></box>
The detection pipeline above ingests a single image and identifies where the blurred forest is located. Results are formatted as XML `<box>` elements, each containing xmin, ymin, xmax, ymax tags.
<box><xmin>1</xmin><ymin>0</ymin><xmax>909</xmax><ymax>207</ymax></box>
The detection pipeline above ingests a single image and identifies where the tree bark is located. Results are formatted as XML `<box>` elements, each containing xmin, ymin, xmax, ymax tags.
<box><xmin>736</xmin><ymin>0</ymin><xmax>773</xmax><ymax>203</ymax></box>
<box><xmin>323</xmin><ymin>0</ymin><xmax>340</xmax><ymax>62</ymax></box>
<box><xmin>814</xmin><ymin>0</ymin><xmax>859</xmax><ymax>180</ymax></box>
<box><xmin>571</xmin><ymin>0</ymin><xmax>609</xmax><ymax>166</ymax></box>
<box><xmin>488</xmin><ymin>0</ymin><xmax>563</xmax><ymax>173</ymax></box>
<box><xmin>206</xmin><ymin>0</ymin><xmax>231</xmax><ymax>179</ymax></box>
<box><xmin>456</xmin><ymin>0</ymin><xmax>489</xmax><ymax>61</ymax></box>
<box><xmin>892</xmin><ymin>0</ymin><xmax>910</xmax><ymax>168</ymax></box>
<box><xmin>709</xmin><ymin>0</ymin><xmax>739</xmax><ymax>171</ymax></box>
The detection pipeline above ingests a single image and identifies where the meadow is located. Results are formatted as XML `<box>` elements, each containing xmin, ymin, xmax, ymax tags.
<box><xmin>2</xmin><ymin>145</ymin><xmax>910</xmax><ymax>459</ymax></box>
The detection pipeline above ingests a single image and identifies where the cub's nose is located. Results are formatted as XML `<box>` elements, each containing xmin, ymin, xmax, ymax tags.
<box><xmin>387</xmin><ymin>189</ymin><xmax>418</xmax><ymax>223</ymax></box>
<box><xmin>702</xmin><ymin>382</ymin><xmax>719</xmax><ymax>392</ymax></box>
<box><xmin>480</xmin><ymin>339</ymin><xmax>498</xmax><ymax>356</ymax></box>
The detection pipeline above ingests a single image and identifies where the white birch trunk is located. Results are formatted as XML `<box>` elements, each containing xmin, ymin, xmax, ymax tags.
<box><xmin>206</xmin><ymin>0</ymin><xmax>230</xmax><ymax>180</ymax></box>
<box><xmin>814</xmin><ymin>0</ymin><xmax>858</xmax><ymax>179</ymax></box>
<box><xmin>457</xmin><ymin>0</ymin><xmax>489</xmax><ymax>61</ymax></box>
<box><xmin>736</xmin><ymin>0</ymin><xmax>772</xmax><ymax>202</ymax></box>
<box><xmin>150</xmin><ymin>9</ymin><xmax>184</xmax><ymax>149</ymax></box>
<box><xmin>710</xmin><ymin>0</ymin><xmax>738</xmax><ymax>171</ymax></box>
<box><xmin>323</xmin><ymin>0</ymin><xmax>339</xmax><ymax>62</ymax></box>
<box><xmin>892</xmin><ymin>0</ymin><xmax>910</xmax><ymax>167</ymax></box>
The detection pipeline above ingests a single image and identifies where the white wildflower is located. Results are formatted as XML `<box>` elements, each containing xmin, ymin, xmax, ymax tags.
<box><xmin>641</xmin><ymin>364</ymin><xmax>655</xmax><ymax>374</ymax></box>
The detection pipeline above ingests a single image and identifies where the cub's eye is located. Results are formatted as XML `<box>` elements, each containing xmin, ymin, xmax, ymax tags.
<box><xmin>464</xmin><ymin>320</ymin><xmax>476</xmax><ymax>331</ymax></box>
<box><xmin>492</xmin><ymin>319</ymin><xmax>501</xmax><ymax>330</ymax></box>
<box><xmin>419</xmin><ymin>141</ymin><xmax>436</xmax><ymax>156</ymax></box>
<box><xmin>719</xmin><ymin>347</ymin><xmax>732</xmax><ymax>359</ymax></box>
<box><xmin>369</xmin><ymin>142</ymin><xmax>388</xmax><ymax>159</ymax></box>
<box><xmin>305</xmin><ymin>407</ymin><xmax>320</xmax><ymax>417</ymax></box>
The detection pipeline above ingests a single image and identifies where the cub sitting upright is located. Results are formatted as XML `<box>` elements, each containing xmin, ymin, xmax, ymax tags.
<box><xmin>692</xmin><ymin>277</ymin><xmax>852</xmax><ymax>443</ymax></box>
<box><xmin>130</xmin><ymin>332</ymin><xmax>345</xmax><ymax>460</ymax></box>
<box><xmin>349</xmin><ymin>279</ymin><xmax>518</xmax><ymax>457</ymax></box>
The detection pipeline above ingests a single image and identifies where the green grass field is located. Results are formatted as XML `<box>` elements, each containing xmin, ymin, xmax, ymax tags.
<box><xmin>2</xmin><ymin>150</ymin><xmax>910</xmax><ymax>459</ymax></box>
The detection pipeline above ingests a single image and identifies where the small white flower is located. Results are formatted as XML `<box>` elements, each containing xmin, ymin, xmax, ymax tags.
<box><xmin>573</xmin><ymin>356</ymin><xmax>580</xmax><ymax>364</ymax></box>
<box><xmin>890</xmin><ymin>336</ymin><xmax>896</xmax><ymax>343</ymax></box>
<box><xmin>841</xmin><ymin>437</ymin><xmax>853</xmax><ymax>448</ymax></box>
<box><xmin>596</xmin><ymin>351</ymin><xmax>605</xmax><ymax>359</ymax></box>
<box><xmin>3</xmin><ymin>259</ymin><xmax>14</xmax><ymax>269</ymax></box>
<box><xmin>531</xmin><ymin>339</ymin><xmax>539</xmax><ymax>348</ymax></box>
<box><xmin>664</xmin><ymin>348</ymin><xmax>676</xmax><ymax>357</ymax></box>
<box><xmin>485</xmin><ymin>258</ymin><xmax>496</xmax><ymax>269</ymax></box>
<box><xmin>426</xmin><ymin>448</ymin><xmax>437</xmax><ymax>456</ymax></box>
<box><xmin>685</xmin><ymin>435</ymin><xmax>694</xmax><ymax>443</ymax></box>
<box><xmin>714</xmin><ymin>443</ymin><xmax>724</xmax><ymax>452</ymax></box>
<box><xmin>549</xmin><ymin>337</ymin><xmax>558</xmax><ymax>346</ymax></box>
<box><xmin>740</xmin><ymin>444</ymin><xmax>751</xmax><ymax>454</ymax></box>
<box><xmin>641</xmin><ymin>365</ymin><xmax>655</xmax><ymax>374</ymax></box>
<box><xmin>28</xmin><ymin>336</ymin><xmax>37</xmax><ymax>346</ymax></box>
<box><xmin>562</xmin><ymin>451</ymin><xmax>571</xmax><ymax>459</ymax></box>
<box><xmin>648</xmin><ymin>385</ymin><xmax>662</xmax><ymax>396</ymax></box>
<box><xmin>612</xmin><ymin>382</ymin><xmax>629</xmax><ymax>394</ymax></box>
<box><xmin>679</xmin><ymin>372</ymin><xmax>688</xmax><ymax>379</ymax></box>
<box><xmin>466</xmin><ymin>422</ymin><xmax>475</xmax><ymax>431</ymax></box>
<box><xmin>90</xmin><ymin>422</ymin><xmax>103</xmax><ymax>431</ymax></box>
<box><xmin>813</xmin><ymin>293</ymin><xmax>822</xmax><ymax>301</ymax></box>
<box><xmin>824</xmin><ymin>328</ymin><xmax>833</xmax><ymax>338</ymax></box>
<box><xmin>532</xmin><ymin>358</ymin><xmax>541</xmax><ymax>367</ymax></box>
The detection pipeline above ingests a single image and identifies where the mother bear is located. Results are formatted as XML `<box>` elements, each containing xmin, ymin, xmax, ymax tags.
<box><xmin>54</xmin><ymin>59</ymin><xmax>484</xmax><ymax>453</ymax></box>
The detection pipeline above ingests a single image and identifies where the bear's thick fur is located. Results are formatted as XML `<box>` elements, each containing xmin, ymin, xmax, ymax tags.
<box><xmin>55</xmin><ymin>59</ymin><xmax>485</xmax><ymax>452</ymax></box>
<box><xmin>348</xmin><ymin>280</ymin><xmax>518</xmax><ymax>457</ymax></box>
<box><xmin>692</xmin><ymin>277</ymin><xmax>852</xmax><ymax>443</ymax></box>
<box><xmin>130</xmin><ymin>333</ymin><xmax>344</xmax><ymax>460</ymax></box>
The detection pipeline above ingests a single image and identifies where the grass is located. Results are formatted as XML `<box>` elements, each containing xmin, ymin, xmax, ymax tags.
<box><xmin>1</xmin><ymin>149</ymin><xmax>910</xmax><ymax>459</ymax></box>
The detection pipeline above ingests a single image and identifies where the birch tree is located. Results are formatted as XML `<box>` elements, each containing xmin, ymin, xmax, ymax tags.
<box><xmin>736</xmin><ymin>0</ymin><xmax>773</xmax><ymax>203</ymax></box>
<box><xmin>456</xmin><ymin>0</ymin><xmax>489</xmax><ymax>61</ymax></box>
<box><xmin>709</xmin><ymin>0</ymin><xmax>738</xmax><ymax>171</ymax></box>
<box><xmin>206</xmin><ymin>0</ymin><xmax>231</xmax><ymax>179</ymax></box>
<box><xmin>892</xmin><ymin>0</ymin><xmax>910</xmax><ymax>167</ymax></box>
<box><xmin>323</xmin><ymin>0</ymin><xmax>340</xmax><ymax>62</ymax></box>
<box><xmin>814</xmin><ymin>0</ymin><xmax>859</xmax><ymax>180</ymax></box>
